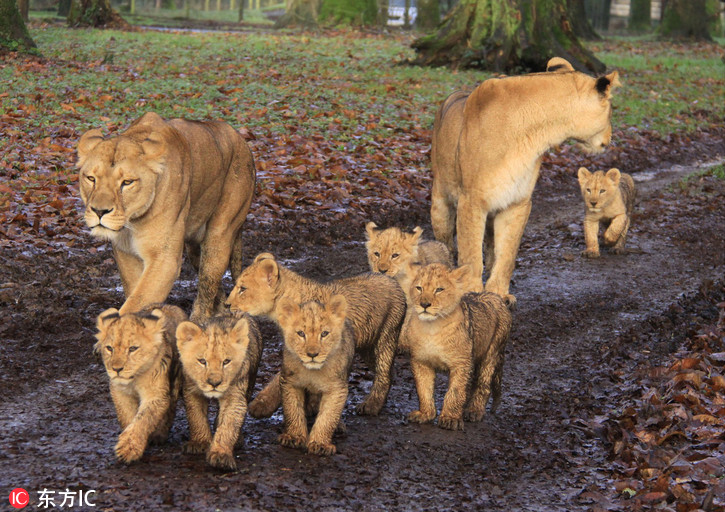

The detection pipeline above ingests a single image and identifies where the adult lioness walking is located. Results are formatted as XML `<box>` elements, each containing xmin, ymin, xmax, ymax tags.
<box><xmin>431</xmin><ymin>58</ymin><xmax>620</xmax><ymax>307</ymax></box>
<box><xmin>77</xmin><ymin>112</ymin><xmax>256</xmax><ymax>320</ymax></box>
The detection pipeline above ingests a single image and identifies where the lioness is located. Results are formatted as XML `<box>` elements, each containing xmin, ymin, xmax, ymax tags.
<box><xmin>94</xmin><ymin>304</ymin><xmax>187</xmax><ymax>463</ymax></box>
<box><xmin>577</xmin><ymin>167</ymin><xmax>636</xmax><ymax>258</ymax></box>
<box><xmin>225</xmin><ymin>253</ymin><xmax>406</xmax><ymax>417</ymax></box>
<box><xmin>77</xmin><ymin>112</ymin><xmax>256</xmax><ymax>321</ymax></box>
<box><xmin>277</xmin><ymin>296</ymin><xmax>355</xmax><ymax>456</ymax></box>
<box><xmin>176</xmin><ymin>314</ymin><xmax>262</xmax><ymax>471</ymax></box>
<box><xmin>431</xmin><ymin>57</ymin><xmax>621</xmax><ymax>306</ymax></box>
<box><xmin>404</xmin><ymin>264</ymin><xmax>511</xmax><ymax>431</ymax></box>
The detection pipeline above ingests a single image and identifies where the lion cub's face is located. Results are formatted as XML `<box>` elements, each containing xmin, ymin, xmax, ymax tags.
<box><xmin>77</xmin><ymin>129</ymin><xmax>165</xmax><ymax>241</ymax></box>
<box><xmin>578</xmin><ymin>167</ymin><xmax>621</xmax><ymax>213</ymax></box>
<box><xmin>176</xmin><ymin>316</ymin><xmax>251</xmax><ymax>399</ymax></box>
<box><xmin>225</xmin><ymin>253</ymin><xmax>279</xmax><ymax>317</ymax></box>
<box><xmin>365</xmin><ymin>222</ymin><xmax>423</xmax><ymax>278</ymax></box>
<box><xmin>278</xmin><ymin>295</ymin><xmax>348</xmax><ymax>370</ymax></box>
<box><xmin>95</xmin><ymin>308</ymin><xmax>167</xmax><ymax>385</ymax></box>
<box><xmin>410</xmin><ymin>264</ymin><xmax>470</xmax><ymax>321</ymax></box>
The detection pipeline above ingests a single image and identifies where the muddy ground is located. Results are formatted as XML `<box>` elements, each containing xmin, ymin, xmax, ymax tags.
<box><xmin>1</xmin><ymin>142</ymin><xmax>724</xmax><ymax>511</ymax></box>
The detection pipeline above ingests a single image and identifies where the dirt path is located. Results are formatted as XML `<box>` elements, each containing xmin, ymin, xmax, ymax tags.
<box><xmin>1</xmin><ymin>158</ymin><xmax>724</xmax><ymax>511</ymax></box>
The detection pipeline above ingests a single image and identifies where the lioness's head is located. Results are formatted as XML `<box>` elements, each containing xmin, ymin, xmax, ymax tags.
<box><xmin>577</xmin><ymin>167</ymin><xmax>622</xmax><ymax>213</ymax></box>
<box><xmin>95</xmin><ymin>307</ymin><xmax>168</xmax><ymax>385</ymax></box>
<box><xmin>365</xmin><ymin>222</ymin><xmax>424</xmax><ymax>277</ymax></box>
<box><xmin>545</xmin><ymin>58</ymin><xmax>621</xmax><ymax>155</ymax></box>
<box><xmin>176</xmin><ymin>316</ymin><xmax>252</xmax><ymax>399</ymax></box>
<box><xmin>76</xmin><ymin>113</ymin><xmax>168</xmax><ymax>241</ymax></box>
<box><xmin>410</xmin><ymin>264</ymin><xmax>471</xmax><ymax>321</ymax></box>
<box><xmin>278</xmin><ymin>295</ymin><xmax>348</xmax><ymax>370</ymax></box>
<box><xmin>225</xmin><ymin>253</ymin><xmax>280</xmax><ymax>317</ymax></box>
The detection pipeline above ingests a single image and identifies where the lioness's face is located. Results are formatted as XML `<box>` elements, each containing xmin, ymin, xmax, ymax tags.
<box><xmin>573</xmin><ymin>71</ymin><xmax>620</xmax><ymax>155</ymax></box>
<box><xmin>410</xmin><ymin>264</ymin><xmax>468</xmax><ymax>321</ymax></box>
<box><xmin>176</xmin><ymin>318</ymin><xmax>250</xmax><ymax>399</ymax></box>
<box><xmin>365</xmin><ymin>223</ymin><xmax>418</xmax><ymax>278</ymax></box>
<box><xmin>77</xmin><ymin>132</ymin><xmax>161</xmax><ymax>241</ymax></box>
<box><xmin>278</xmin><ymin>296</ymin><xmax>347</xmax><ymax>370</ymax></box>
<box><xmin>95</xmin><ymin>309</ymin><xmax>165</xmax><ymax>385</ymax></box>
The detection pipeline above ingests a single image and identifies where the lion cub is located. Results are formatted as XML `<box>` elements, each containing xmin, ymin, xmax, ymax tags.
<box><xmin>277</xmin><ymin>295</ymin><xmax>354</xmax><ymax>456</ymax></box>
<box><xmin>577</xmin><ymin>167</ymin><xmax>636</xmax><ymax>258</ymax></box>
<box><xmin>95</xmin><ymin>304</ymin><xmax>187</xmax><ymax>464</ymax></box>
<box><xmin>404</xmin><ymin>264</ymin><xmax>511</xmax><ymax>431</ymax></box>
<box><xmin>225</xmin><ymin>252</ymin><xmax>405</xmax><ymax>418</ymax></box>
<box><xmin>175</xmin><ymin>314</ymin><xmax>263</xmax><ymax>471</ymax></box>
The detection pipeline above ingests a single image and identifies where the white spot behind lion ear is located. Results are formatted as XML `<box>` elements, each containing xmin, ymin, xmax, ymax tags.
<box><xmin>175</xmin><ymin>321</ymin><xmax>202</xmax><ymax>349</ymax></box>
<box><xmin>365</xmin><ymin>222</ymin><xmax>378</xmax><ymax>241</ymax></box>
<box><xmin>546</xmin><ymin>57</ymin><xmax>574</xmax><ymax>73</ymax></box>
<box><xmin>77</xmin><ymin>128</ymin><xmax>104</xmax><ymax>166</ymax></box>
<box><xmin>578</xmin><ymin>167</ymin><xmax>591</xmax><ymax>183</ymax></box>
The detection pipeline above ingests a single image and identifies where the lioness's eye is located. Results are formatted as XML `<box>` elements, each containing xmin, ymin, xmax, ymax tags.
<box><xmin>600</xmin><ymin>189</ymin><xmax>605</xmax><ymax>194</ymax></box>
<box><xmin>86</xmin><ymin>175</ymin><xmax>96</xmax><ymax>183</ymax></box>
<box><xmin>105</xmin><ymin>345</ymin><xmax>113</xmax><ymax>352</ymax></box>
<box><xmin>373</xmin><ymin>252</ymin><xmax>380</xmax><ymax>258</ymax></box>
<box><xmin>391</xmin><ymin>253</ymin><xmax>399</xmax><ymax>259</ymax></box>
<box><xmin>121</xmin><ymin>179</ymin><xmax>136</xmax><ymax>187</ymax></box>
<box><xmin>435</xmin><ymin>288</ymin><xmax>444</xmax><ymax>293</ymax></box>
<box><xmin>197</xmin><ymin>358</ymin><xmax>207</xmax><ymax>366</ymax></box>
<box><xmin>237</xmin><ymin>286</ymin><xmax>247</xmax><ymax>294</ymax></box>
<box><xmin>223</xmin><ymin>359</ymin><xmax>232</xmax><ymax>366</ymax></box>
<box><xmin>128</xmin><ymin>346</ymin><xmax>139</xmax><ymax>353</ymax></box>
<box><xmin>320</xmin><ymin>331</ymin><xmax>329</xmax><ymax>338</ymax></box>
<box><xmin>296</xmin><ymin>331</ymin><xmax>305</xmax><ymax>338</ymax></box>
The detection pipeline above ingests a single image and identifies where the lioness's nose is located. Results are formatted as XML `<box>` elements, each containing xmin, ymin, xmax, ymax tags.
<box><xmin>92</xmin><ymin>207</ymin><xmax>113</xmax><ymax>219</ymax></box>
<box><xmin>207</xmin><ymin>377</ymin><xmax>222</xmax><ymax>388</ymax></box>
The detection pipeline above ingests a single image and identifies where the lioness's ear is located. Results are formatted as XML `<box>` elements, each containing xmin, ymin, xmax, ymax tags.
<box><xmin>365</xmin><ymin>222</ymin><xmax>378</xmax><ymax>241</ymax></box>
<box><xmin>577</xmin><ymin>167</ymin><xmax>591</xmax><ymax>184</ymax></box>
<box><xmin>328</xmin><ymin>294</ymin><xmax>348</xmax><ymax>321</ymax></box>
<box><xmin>595</xmin><ymin>70</ymin><xmax>621</xmax><ymax>99</ymax></box>
<box><xmin>258</xmin><ymin>258</ymin><xmax>279</xmax><ymax>288</ymax></box>
<box><xmin>606</xmin><ymin>168</ymin><xmax>621</xmax><ymax>185</ymax></box>
<box><xmin>231</xmin><ymin>317</ymin><xmax>251</xmax><ymax>351</ymax></box>
<box><xmin>77</xmin><ymin>129</ymin><xmax>104</xmax><ymax>166</ymax></box>
<box><xmin>176</xmin><ymin>321</ymin><xmax>202</xmax><ymax>349</ymax></box>
<box><xmin>546</xmin><ymin>57</ymin><xmax>574</xmax><ymax>73</ymax></box>
<box><xmin>140</xmin><ymin>131</ymin><xmax>166</xmax><ymax>162</ymax></box>
<box><xmin>410</xmin><ymin>226</ymin><xmax>424</xmax><ymax>244</ymax></box>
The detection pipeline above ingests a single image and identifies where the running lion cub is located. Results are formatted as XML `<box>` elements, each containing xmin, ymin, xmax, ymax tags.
<box><xmin>175</xmin><ymin>314</ymin><xmax>263</xmax><ymax>471</ymax></box>
<box><xmin>95</xmin><ymin>304</ymin><xmax>187</xmax><ymax>464</ymax></box>
<box><xmin>577</xmin><ymin>167</ymin><xmax>636</xmax><ymax>258</ymax></box>
<box><xmin>365</xmin><ymin>222</ymin><xmax>451</xmax><ymax>302</ymax></box>
<box><xmin>404</xmin><ymin>264</ymin><xmax>511</xmax><ymax>431</ymax></box>
<box><xmin>277</xmin><ymin>295</ymin><xmax>355</xmax><ymax>456</ymax></box>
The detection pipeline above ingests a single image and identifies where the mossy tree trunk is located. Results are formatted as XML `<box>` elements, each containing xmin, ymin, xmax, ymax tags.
<box><xmin>629</xmin><ymin>0</ymin><xmax>651</xmax><ymax>33</ymax></box>
<box><xmin>275</xmin><ymin>0</ymin><xmax>322</xmax><ymax>28</ymax></box>
<box><xmin>658</xmin><ymin>0</ymin><xmax>713</xmax><ymax>41</ymax></box>
<box><xmin>319</xmin><ymin>0</ymin><xmax>377</xmax><ymax>25</ymax></box>
<box><xmin>567</xmin><ymin>0</ymin><xmax>600</xmax><ymax>40</ymax></box>
<box><xmin>0</xmin><ymin>0</ymin><xmax>36</xmax><ymax>53</ymax></box>
<box><xmin>412</xmin><ymin>0</ymin><xmax>605</xmax><ymax>73</ymax></box>
<box><xmin>417</xmin><ymin>0</ymin><xmax>441</xmax><ymax>31</ymax></box>
<box><xmin>67</xmin><ymin>0</ymin><xmax>131</xmax><ymax>28</ymax></box>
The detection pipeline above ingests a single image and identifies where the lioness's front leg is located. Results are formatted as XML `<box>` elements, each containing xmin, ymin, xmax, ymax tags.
<box><xmin>431</xmin><ymin>188</ymin><xmax>457</xmax><ymax>254</ymax></box>
<box><xmin>582</xmin><ymin>217</ymin><xmax>601</xmax><ymax>258</ymax></box>
<box><xmin>485</xmin><ymin>200</ymin><xmax>532</xmax><ymax>307</ymax></box>
<box><xmin>308</xmin><ymin>386</ymin><xmax>348</xmax><ymax>456</ymax></box>
<box><xmin>278</xmin><ymin>379</ymin><xmax>308</xmax><ymax>450</ymax></box>
<box><xmin>456</xmin><ymin>193</ymin><xmax>487</xmax><ymax>293</ymax></box>
<box><xmin>207</xmin><ymin>388</ymin><xmax>247</xmax><ymax>471</ymax></box>
<box><xmin>113</xmin><ymin>248</ymin><xmax>144</xmax><ymax>299</ymax></box>
<box><xmin>408</xmin><ymin>360</ymin><xmax>437</xmax><ymax>424</ymax></box>
<box><xmin>115</xmin><ymin>397</ymin><xmax>170</xmax><ymax>464</ymax></box>
<box><xmin>182</xmin><ymin>386</ymin><xmax>212</xmax><ymax>455</ymax></box>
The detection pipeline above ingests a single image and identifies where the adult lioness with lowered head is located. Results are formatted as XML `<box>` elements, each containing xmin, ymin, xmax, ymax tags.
<box><xmin>77</xmin><ymin>112</ymin><xmax>256</xmax><ymax>321</ymax></box>
<box><xmin>431</xmin><ymin>57</ymin><xmax>620</xmax><ymax>307</ymax></box>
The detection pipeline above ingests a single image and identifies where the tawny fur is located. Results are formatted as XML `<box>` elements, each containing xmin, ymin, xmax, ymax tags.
<box><xmin>277</xmin><ymin>296</ymin><xmax>355</xmax><ymax>456</ymax></box>
<box><xmin>94</xmin><ymin>304</ymin><xmax>187</xmax><ymax>464</ymax></box>
<box><xmin>431</xmin><ymin>58</ymin><xmax>621</xmax><ymax>307</ymax></box>
<box><xmin>176</xmin><ymin>314</ymin><xmax>262</xmax><ymax>471</ymax></box>
<box><xmin>224</xmin><ymin>253</ymin><xmax>406</xmax><ymax>418</ymax></box>
<box><xmin>577</xmin><ymin>167</ymin><xmax>636</xmax><ymax>258</ymax></box>
<box><xmin>404</xmin><ymin>264</ymin><xmax>511</xmax><ymax>431</ymax></box>
<box><xmin>77</xmin><ymin>112</ymin><xmax>256</xmax><ymax>321</ymax></box>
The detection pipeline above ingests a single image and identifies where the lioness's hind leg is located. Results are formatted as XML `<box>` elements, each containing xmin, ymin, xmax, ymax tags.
<box><xmin>484</xmin><ymin>216</ymin><xmax>496</xmax><ymax>274</ymax></box>
<box><xmin>192</xmin><ymin>233</ymin><xmax>235</xmax><ymax>321</ymax></box>
<box><xmin>431</xmin><ymin>194</ymin><xmax>457</xmax><ymax>255</ymax></box>
<box><xmin>456</xmin><ymin>194</ymin><xmax>487</xmax><ymax>293</ymax></box>
<box><xmin>229</xmin><ymin>233</ymin><xmax>243</xmax><ymax>283</ymax></box>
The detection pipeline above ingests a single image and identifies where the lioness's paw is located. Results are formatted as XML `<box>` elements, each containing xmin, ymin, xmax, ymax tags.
<box><xmin>183</xmin><ymin>440</ymin><xmax>210</xmax><ymax>455</ymax></box>
<box><xmin>248</xmin><ymin>396</ymin><xmax>279</xmax><ymax>419</ymax></box>
<box><xmin>355</xmin><ymin>399</ymin><xmax>383</xmax><ymax>416</ymax></box>
<box><xmin>438</xmin><ymin>414</ymin><xmax>465</xmax><ymax>431</ymax></box>
<box><xmin>307</xmin><ymin>441</ymin><xmax>336</xmax><ymax>456</ymax></box>
<box><xmin>278</xmin><ymin>433</ymin><xmax>306</xmax><ymax>450</ymax></box>
<box><xmin>207</xmin><ymin>449</ymin><xmax>237</xmax><ymax>471</ymax></box>
<box><xmin>408</xmin><ymin>410</ymin><xmax>435</xmax><ymax>424</ymax></box>
<box><xmin>582</xmin><ymin>249</ymin><xmax>600</xmax><ymax>259</ymax></box>
<box><xmin>115</xmin><ymin>431</ymin><xmax>145</xmax><ymax>463</ymax></box>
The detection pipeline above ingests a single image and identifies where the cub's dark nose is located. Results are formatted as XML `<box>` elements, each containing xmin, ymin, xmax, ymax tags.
<box><xmin>92</xmin><ymin>207</ymin><xmax>113</xmax><ymax>219</ymax></box>
<box><xmin>420</xmin><ymin>301</ymin><xmax>431</xmax><ymax>309</ymax></box>
<box><xmin>306</xmin><ymin>351</ymin><xmax>319</xmax><ymax>359</ymax></box>
<box><xmin>112</xmin><ymin>366</ymin><xmax>123</xmax><ymax>374</ymax></box>
<box><xmin>379</xmin><ymin>268</ymin><xmax>388</xmax><ymax>274</ymax></box>
<box><xmin>207</xmin><ymin>377</ymin><xmax>222</xmax><ymax>388</ymax></box>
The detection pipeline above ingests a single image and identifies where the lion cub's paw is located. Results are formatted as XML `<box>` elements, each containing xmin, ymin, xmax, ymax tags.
<box><xmin>438</xmin><ymin>414</ymin><xmax>465</xmax><ymax>431</ymax></box>
<box><xmin>611</xmin><ymin>247</ymin><xmax>627</xmax><ymax>255</ymax></box>
<box><xmin>115</xmin><ymin>431</ymin><xmax>145</xmax><ymax>464</ymax></box>
<box><xmin>183</xmin><ymin>439</ymin><xmax>210</xmax><ymax>455</ymax></box>
<box><xmin>248</xmin><ymin>396</ymin><xmax>278</xmax><ymax>419</ymax></box>
<box><xmin>278</xmin><ymin>432</ymin><xmax>307</xmax><ymax>450</ymax></box>
<box><xmin>355</xmin><ymin>398</ymin><xmax>383</xmax><ymax>416</ymax></box>
<box><xmin>408</xmin><ymin>410</ymin><xmax>436</xmax><ymax>424</ymax></box>
<box><xmin>307</xmin><ymin>441</ymin><xmax>336</xmax><ymax>456</ymax></box>
<box><xmin>582</xmin><ymin>249</ymin><xmax>600</xmax><ymax>259</ymax></box>
<box><xmin>463</xmin><ymin>408</ymin><xmax>485</xmax><ymax>423</ymax></box>
<box><xmin>207</xmin><ymin>448</ymin><xmax>237</xmax><ymax>471</ymax></box>
<box><xmin>502</xmin><ymin>294</ymin><xmax>517</xmax><ymax>310</ymax></box>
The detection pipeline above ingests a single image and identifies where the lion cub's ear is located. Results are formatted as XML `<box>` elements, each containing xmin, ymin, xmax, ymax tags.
<box><xmin>577</xmin><ymin>167</ymin><xmax>592</xmax><ymax>184</ymax></box>
<box><xmin>96</xmin><ymin>307</ymin><xmax>120</xmax><ymax>333</ymax></box>
<box><xmin>450</xmin><ymin>265</ymin><xmax>472</xmax><ymax>288</ymax></box>
<box><xmin>546</xmin><ymin>57</ymin><xmax>574</xmax><ymax>73</ymax></box>
<box><xmin>365</xmin><ymin>222</ymin><xmax>379</xmax><ymax>241</ymax></box>
<box><xmin>606</xmin><ymin>168</ymin><xmax>621</xmax><ymax>185</ymax></box>
<box><xmin>176</xmin><ymin>321</ymin><xmax>203</xmax><ymax>350</ymax></box>
<box><xmin>77</xmin><ymin>129</ymin><xmax>104</xmax><ymax>166</ymax></box>
<box><xmin>328</xmin><ymin>294</ymin><xmax>348</xmax><ymax>323</ymax></box>
<box><xmin>231</xmin><ymin>317</ymin><xmax>251</xmax><ymax>352</ymax></box>
<box><xmin>278</xmin><ymin>298</ymin><xmax>299</xmax><ymax>323</ymax></box>
<box><xmin>258</xmin><ymin>258</ymin><xmax>279</xmax><ymax>288</ymax></box>
<box><xmin>410</xmin><ymin>226</ymin><xmax>424</xmax><ymax>245</ymax></box>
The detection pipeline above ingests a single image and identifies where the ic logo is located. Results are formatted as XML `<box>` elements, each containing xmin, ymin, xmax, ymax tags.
<box><xmin>9</xmin><ymin>488</ymin><xmax>29</xmax><ymax>509</ymax></box>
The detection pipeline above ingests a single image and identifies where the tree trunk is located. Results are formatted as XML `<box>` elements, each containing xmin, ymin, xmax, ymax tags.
<box><xmin>275</xmin><ymin>0</ymin><xmax>321</xmax><ymax>28</ymax></box>
<box><xmin>412</xmin><ymin>0</ymin><xmax>606</xmax><ymax>74</ymax></box>
<box><xmin>377</xmin><ymin>0</ymin><xmax>389</xmax><ymax>26</ymax></box>
<box><xmin>58</xmin><ymin>0</ymin><xmax>72</xmax><ymax>16</ymax></box>
<box><xmin>0</xmin><ymin>0</ymin><xmax>36</xmax><ymax>53</ymax></box>
<box><xmin>658</xmin><ymin>0</ymin><xmax>713</xmax><ymax>40</ymax></box>
<box><xmin>67</xmin><ymin>0</ymin><xmax>131</xmax><ymax>28</ymax></box>
<box><xmin>319</xmin><ymin>0</ymin><xmax>378</xmax><ymax>25</ymax></box>
<box><xmin>584</xmin><ymin>0</ymin><xmax>610</xmax><ymax>31</ymax></box>
<box><xmin>417</xmin><ymin>0</ymin><xmax>440</xmax><ymax>31</ymax></box>
<box><xmin>629</xmin><ymin>0</ymin><xmax>651</xmax><ymax>33</ymax></box>
<box><xmin>18</xmin><ymin>0</ymin><xmax>29</xmax><ymax>21</ymax></box>
<box><xmin>567</xmin><ymin>0</ymin><xmax>600</xmax><ymax>39</ymax></box>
